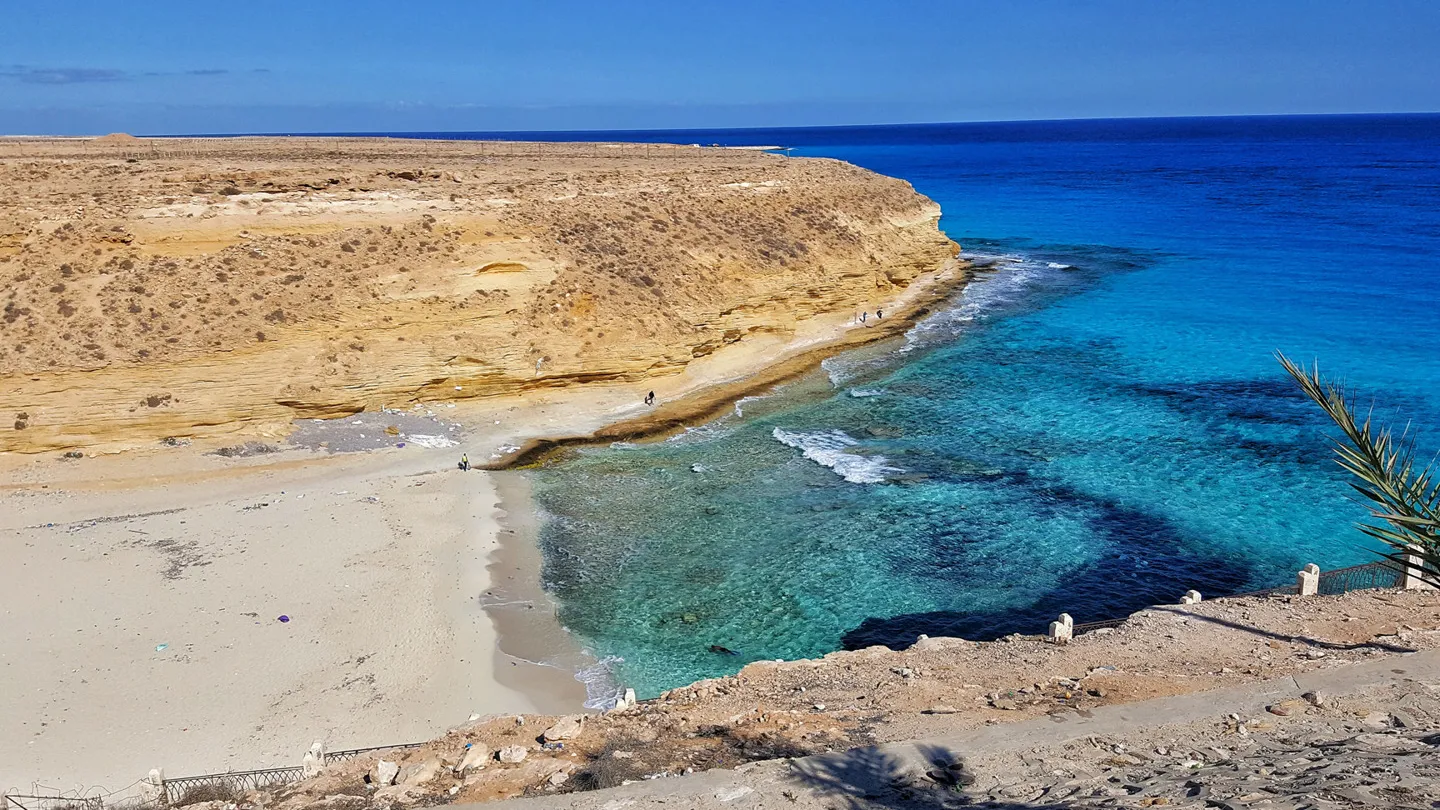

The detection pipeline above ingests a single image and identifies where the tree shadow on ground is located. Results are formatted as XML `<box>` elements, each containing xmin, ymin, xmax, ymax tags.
<box><xmin>784</xmin><ymin>742</ymin><xmax>1069</xmax><ymax>809</ymax></box>
<box><xmin>1154</xmin><ymin>605</ymin><xmax>1417</xmax><ymax>654</ymax></box>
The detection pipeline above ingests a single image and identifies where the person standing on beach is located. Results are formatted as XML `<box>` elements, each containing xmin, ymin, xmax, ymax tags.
<box><xmin>460</xmin><ymin>453</ymin><xmax>469</xmax><ymax>471</ymax></box>
<box><xmin>644</xmin><ymin>391</ymin><xmax>655</xmax><ymax>406</ymax></box>
<box><xmin>877</xmin><ymin>308</ymin><xmax>883</xmax><ymax>319</ymax></box>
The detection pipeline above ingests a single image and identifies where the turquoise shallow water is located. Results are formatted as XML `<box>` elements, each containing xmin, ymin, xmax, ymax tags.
<box><xmin>515</xmin><ymin>116</ymin><xmax>1440</xmax><ymax>701</ymax></box>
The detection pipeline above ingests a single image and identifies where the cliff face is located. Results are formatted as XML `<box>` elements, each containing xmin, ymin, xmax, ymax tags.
<box><xmin>0</xmin><ymin>138</ymin><xmax>957</xmax><ymax>452</ymax></box>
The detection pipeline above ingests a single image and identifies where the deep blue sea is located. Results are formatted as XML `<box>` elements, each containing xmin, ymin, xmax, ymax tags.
<box><xmin>419</xmin><ymin>116</ymin><xmax>1440</xmax><ymax>701</ymax></box>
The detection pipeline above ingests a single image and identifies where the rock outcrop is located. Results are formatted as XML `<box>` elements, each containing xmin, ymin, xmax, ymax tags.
<box><xmin>0</xmin><ymin>137</ymin><xmax>959</xmax><ymax>453</ymax></box>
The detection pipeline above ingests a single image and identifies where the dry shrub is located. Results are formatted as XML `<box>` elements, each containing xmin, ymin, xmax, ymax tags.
<box><xmin>569</xmin><ymin>735</ymin><xmax>650</xmax><ymax>792</ymax></box>
<box><xmin>174</xmin><ymin>781</ymin><xmax>241</xmax><ymax>806</ymax></box>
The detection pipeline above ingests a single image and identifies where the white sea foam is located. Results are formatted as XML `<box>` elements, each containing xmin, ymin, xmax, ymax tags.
<box><xmin>576</xmin><ymin>655</ymin><xmax>627</xmax><ymax>710</ymax></box>
<box><xmin>820</xmin><ymin>356</ymin><xmax>850</xmax><ymax>387</ymax></box>
<box><xmin>901</xmin><ymin>251</ymin><xmax>1066</xmax><ymax>353</ymax></box>
<box><xmin>849</xmin><ymin>387</ymin><xmax>885</xmax><ymax>398</ymax></box>
<box><xmin>771</xmin><ymin>427</ymin><xmax>900</xmax><ymax>484</ymax></box>
<box><xmin>406</xmin><ymin>433</ymin><xmax>457</xmax><ymax>449</ymax></box>
<box><xmin>733</xmin><ymin>395</ymin><xmax>768</xmax><ymax>417</ymax></box>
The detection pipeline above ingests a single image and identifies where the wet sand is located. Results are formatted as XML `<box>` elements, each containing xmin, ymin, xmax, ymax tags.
<box><xmin>485</xmin><ymin>472</ymin><xmax>596</xmax><ymax>708</ymax></box>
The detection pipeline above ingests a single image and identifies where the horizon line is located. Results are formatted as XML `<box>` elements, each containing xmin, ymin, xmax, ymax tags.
<box><xmin>7</xmin><ymin>110</ymin><xmax>1439</xmax><ymax>140</ymax></box>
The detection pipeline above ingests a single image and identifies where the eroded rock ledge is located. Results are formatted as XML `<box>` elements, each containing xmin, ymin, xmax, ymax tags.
<box><xmin>0</xmin><ymin>137</ymin><xmax>958</xmax><ymax>453</ymax></box>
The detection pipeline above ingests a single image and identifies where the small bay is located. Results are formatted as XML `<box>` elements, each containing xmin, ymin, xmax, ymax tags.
<box><xmin>521</xmin><ymin>115</ymin><xmax>1440</xmax><ymax>698</ymax></box>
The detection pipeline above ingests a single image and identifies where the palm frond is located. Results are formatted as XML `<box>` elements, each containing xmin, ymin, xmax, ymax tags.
<box><xmin>1277</xmin><ymin>352</ymin><xmax>1440</xmax><ymax>589</ymax></box>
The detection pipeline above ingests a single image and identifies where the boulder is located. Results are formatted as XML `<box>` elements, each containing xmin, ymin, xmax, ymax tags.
<box><xmin>1266</xmin><ymin>699</ymin><xmax>1308</xmax><ymax>717</ymax></box>
<box><xmin>498</xmin><ymin>745</ymin><xmax>528</xmax><ymax>764</ymax></box>
<box><xmin>400</xmin><ymin>758</ymin><xmax>443</xmax><ymax>786</ymax></box>
<box><xmin>372</xmin><ymin>785</ymin><xmax>427</xmax><ymax>804</ymax></box>
<box><xmin>543</xmin><ymin>715</ymin><xmax>584</xmax><ymax>741</ymax></box>
<box><xmin>456</xmin><ymin>744</ymin><xmax>489</xmax><ymax>774</ymax></box>
<box><xmin>372</xmin><ymin>759</ymin><xmax>399</xmax><ymax>786</ymax></box>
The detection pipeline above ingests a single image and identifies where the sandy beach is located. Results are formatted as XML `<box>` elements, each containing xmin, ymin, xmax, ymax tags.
<box><xmin>0</xmin><ymin>445</ymin><xmax>582</xmax><ymax>794</ymax></box>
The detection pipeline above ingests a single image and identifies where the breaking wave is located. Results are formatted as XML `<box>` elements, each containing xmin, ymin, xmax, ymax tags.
<box><xmin>901</xmin><ymin>251</ymin><xmax>1067</xmax><ymax>353</ymax></box>
<box><xmin>576</xmin><ymin>655</ymin><xmax>627</xmax><ymax>710</ymax></box>
<box><xmin>771</xmin><ymin>427</ymin><xmax>900</xmax><ymax>484</ymax></box>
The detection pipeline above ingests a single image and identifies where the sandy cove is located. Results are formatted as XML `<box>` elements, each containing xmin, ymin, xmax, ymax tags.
<box><xmin>0</xmin><ymin>134</ymin><xmax>963</xmax><ymax>793</ymax></box>
<box><xmin>0</xmin><ymin>444</ymin><xmax>576</xmax><ymax>792</ymax></box>
<box><xmin>0</xmin><ymin>249</ymin><xmax>967</xmax><ymax>794</ymax></box>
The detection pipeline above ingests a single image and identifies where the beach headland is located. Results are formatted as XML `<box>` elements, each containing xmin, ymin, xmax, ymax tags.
<box><xmin>0</xmin><ymin>135</ymin><xmax>963</xmax><ymax>791</ymax></box>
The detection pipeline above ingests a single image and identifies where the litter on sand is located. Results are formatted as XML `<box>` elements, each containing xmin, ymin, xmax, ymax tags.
<box><xmin>277</xmin><ymin>615</ymin><xmax>291</xmax><ymax>623</ymax></box>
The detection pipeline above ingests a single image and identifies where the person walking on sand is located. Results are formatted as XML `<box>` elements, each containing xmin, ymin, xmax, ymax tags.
<box><xmin>860</xmin><ymin>311</ymin><xmax>867</xmax><ymax>324</ymax></box>
<box><xmin>644</xmin><ymin>391</ymin><xmax>656</xmax><ymax>406</ymax></box>
<box><xmin>460</xmin><ymin>453</ymin><xmax>469</xmax><ymax>471</ymax></box>
<box><xmin>876</xmin><ymin>308</ymin><xmax>883</xmax><ymax>319</ymax></box>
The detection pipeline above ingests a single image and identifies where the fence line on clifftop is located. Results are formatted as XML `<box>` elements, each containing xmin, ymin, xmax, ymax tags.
<box><xmin>3</xmin><ymin>795</ymin><xmax>105</xmax><ymax>810</ymax></box>
<box><xmin>151</xmin><ymin>743</ymin><xmax>425</xmax><ymax>806</ymax></box>
<box><xmin>1065</xmin><ymin>560</ymin><xmax>1412</xmax><ymax>640</ymax></box>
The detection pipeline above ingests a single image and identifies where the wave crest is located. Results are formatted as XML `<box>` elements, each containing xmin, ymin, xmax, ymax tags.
<box><xmin>772</xmin><ymin>427</ymin><xmax>900</xmax><ymax>484</ymax></box>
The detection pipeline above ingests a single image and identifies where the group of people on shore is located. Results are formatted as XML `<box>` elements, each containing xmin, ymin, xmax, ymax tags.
<box><xmin>857</xmin><ymin>308</ymin><xmax>884</xmax><ymax>325</ymax></box>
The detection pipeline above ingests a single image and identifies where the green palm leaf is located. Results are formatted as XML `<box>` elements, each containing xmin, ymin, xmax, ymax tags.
<box><xmin>1277</xmin><ymin>352</ymin><xmax>1440</xmax><ymax>588</ymax></box>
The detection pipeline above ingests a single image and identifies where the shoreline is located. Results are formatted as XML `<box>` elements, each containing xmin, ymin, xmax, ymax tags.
<box><xmin>485</xmin><ymin>471</ymin><xmax>595</xmax><ymax>710</ymax></box>
<box><xmin>480</xmin><ymin>255</ymin><xmax>973</xmax><ymax>470</ymax></box>
<box><xmin>467</xmin><ymin>254</ymin><xmax>977</xmax><ymax>708</ymax></box>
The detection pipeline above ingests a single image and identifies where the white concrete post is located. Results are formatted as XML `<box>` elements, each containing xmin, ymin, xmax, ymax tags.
<box><xmin>1297</xmin><ymin>563</ymin><xmax>1320</xmax><ymax>596</ymax></box>
<box><xmin>1048</xmin><ymin>613</ymin><xmax>1074</xmax><ymax>644</ymax></box>
<box><xmin>139</xmin><ymin>768</ymin><xmax>165</xmax><ymax>805</ymax></box>
<box><xmin>1402</xmin><ymin>546</ymin><xmax>1436</xmax><ymax>590</ymax></box>
<box><xmin>1179</xmin><ymin>590</ymin><xmax>1202</xmax><ymax>605</ymax></box>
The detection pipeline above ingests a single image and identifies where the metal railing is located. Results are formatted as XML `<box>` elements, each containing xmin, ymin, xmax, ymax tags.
<box><xmin>157</xmin><ymin>742</ymin><xmax>425</xmax><ymax>805</ymax></box>
<box><xmin>161</xmin><ymin>768</ymin><xmax>302</xmax><ymax>805</ymax></box>
<box><xmin>3</xmin><ymin>796</ymin><xmax>105</xmax><ymax>810</ymax></box>
<box><xmin>1072</xmin><ymin>561</ymin><xmax>1403</xmax><ymax>637</ymax></box>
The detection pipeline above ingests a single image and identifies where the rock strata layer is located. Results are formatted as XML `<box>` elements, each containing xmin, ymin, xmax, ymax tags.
<box><xmin>0</xmin><ymin>137</ymin><xmax>958</xmax><ymax>453</ymax></box>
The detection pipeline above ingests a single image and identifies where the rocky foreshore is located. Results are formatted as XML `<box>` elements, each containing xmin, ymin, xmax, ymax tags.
<box><xmin>142</xmin><ymin>587</ymin><xmax>1439</xmax><ymax>809</ymax></box>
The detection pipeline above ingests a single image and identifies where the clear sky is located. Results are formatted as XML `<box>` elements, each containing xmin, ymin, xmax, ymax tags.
<box><xmin>2</xmin><ymin>0</ymin><xmax>1438</xmax><ymax>135</ymax></box>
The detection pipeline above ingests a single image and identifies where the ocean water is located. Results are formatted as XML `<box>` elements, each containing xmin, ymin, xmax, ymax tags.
<box><xmin>512</xmin><ymin>116</ymin><xmax>1440</xmax><ymax>698</ymax></box>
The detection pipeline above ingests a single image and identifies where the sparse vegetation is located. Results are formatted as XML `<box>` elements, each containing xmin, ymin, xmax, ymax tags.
<box><xmin>174</xmin><ymin>780</ymin><xmax>241</xmax><ymax>806</ymax></box>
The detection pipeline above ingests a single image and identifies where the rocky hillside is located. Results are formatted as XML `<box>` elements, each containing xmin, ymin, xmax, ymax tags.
<box><xmin>0</xmin><ymin>137</ymin><xmax>957</xmax><ymax>452</ymax></box>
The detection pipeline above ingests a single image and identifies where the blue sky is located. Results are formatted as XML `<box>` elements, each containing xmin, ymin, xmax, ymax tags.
<box><xmin>2</xmin><ymin>0</ymin><xmax>1438</xmax><ymax>134</ymax></box>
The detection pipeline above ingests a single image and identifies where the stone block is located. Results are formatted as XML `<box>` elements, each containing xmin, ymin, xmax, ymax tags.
<box><xmin>373</xmin><ymin>759</ymin><xmax>399</xmax><ymax>787</ymax></box>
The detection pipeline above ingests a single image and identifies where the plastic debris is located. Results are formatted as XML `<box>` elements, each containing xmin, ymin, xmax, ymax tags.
<box><xmin>277</xmin><ymin>615</ymin><xmax>290</xmax><ymax>623</ymax></box>
<box><xmin>155</xmin><ymin>643</ymin><xmax>168</xmax><ymax>652</ymax></box>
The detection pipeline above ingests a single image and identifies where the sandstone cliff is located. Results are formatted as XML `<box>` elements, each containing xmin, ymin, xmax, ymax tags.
<box><xmin>0</xmin><ymin>137</ymin><xmax>957</xmax><ymax>453</ymax></box>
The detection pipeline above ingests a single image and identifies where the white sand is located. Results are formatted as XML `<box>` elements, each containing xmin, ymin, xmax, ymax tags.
<box><xmin>0</xmin><ymin>448</ymin><xmax>579</xmax><ymax>795</ymax></box>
